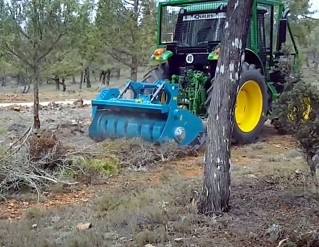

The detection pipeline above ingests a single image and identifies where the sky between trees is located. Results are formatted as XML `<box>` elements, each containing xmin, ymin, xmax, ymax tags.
<box><xmin>309</xmin><ymin>0</ymin><xmax>319</xmax><ymax>17</ymax></box>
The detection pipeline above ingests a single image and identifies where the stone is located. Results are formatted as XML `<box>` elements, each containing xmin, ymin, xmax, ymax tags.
<box><xmin>265</xmin><ymin>224</ymin><xmax>284</xmax><ymax>241</ymax></box>
<box><xmin>76</xmin><ymin>222</ymin><xmax>92</xmax><ymax>230</ymax></box>
<box><xmin>174</xmin><ymin>238</ymin><xmax>183</xmax><ymax>242</ymax></box>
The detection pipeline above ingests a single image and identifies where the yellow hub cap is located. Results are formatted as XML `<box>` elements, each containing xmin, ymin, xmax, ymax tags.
<box><xmin>235</xmin><ymin>80</ymin><xmax>263</xmax><ymax>133</ymax></box>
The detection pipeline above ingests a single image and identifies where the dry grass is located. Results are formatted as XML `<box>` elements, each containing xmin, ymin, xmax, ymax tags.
<box><xmin>1</xmin><ymin>164</ymin><xmax>319</xmax><ymax>247</ymax></box>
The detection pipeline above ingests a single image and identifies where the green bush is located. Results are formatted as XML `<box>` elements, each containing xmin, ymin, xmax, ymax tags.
<box><xmin>271</xmin><ymin>80</ymin><xmax>319</xmax><ymax>134</ymax></box>
<box><xmin>85</xmin><ymin>158</ymin><xmax>120</xmax><ymax>176</ymax></box>
<box><xmin>270</xmin><ymin>80</ymin><xmax>319</xmax><ymax>168</ymax></box>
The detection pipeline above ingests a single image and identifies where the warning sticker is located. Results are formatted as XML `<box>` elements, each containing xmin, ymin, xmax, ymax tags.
<box><xmin>182</xmin><ymin>12</ymin><xmax>226</xmax><ymax>21</ymax></box>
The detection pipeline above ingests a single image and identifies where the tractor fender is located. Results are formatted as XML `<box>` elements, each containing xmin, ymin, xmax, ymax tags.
<box><xmin>244</xmin><ymin>48</ymin><xmax>265</xmax><ymax>75</ymax></box>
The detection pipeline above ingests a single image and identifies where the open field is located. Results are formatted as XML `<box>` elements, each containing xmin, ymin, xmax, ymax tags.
<box><xmin>0</xmin><ymin>68</ymin><xmax>148</xmax><ymax>103</ymax></box>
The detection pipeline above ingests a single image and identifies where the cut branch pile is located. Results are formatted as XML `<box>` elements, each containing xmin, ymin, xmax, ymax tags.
<box><xmin>0</xmin><ymin>129</ymin><xmax>198</xmax><ymax>199</ymax></box>
<box><xmin>27</xmin><ymin>131</ymin><xmax>68</xmax><ymax>170</ymax></box>
<box><xmin>0</xmin><ymin>129</ymin><xmax>85</xmax><ymax>199</ymax></box>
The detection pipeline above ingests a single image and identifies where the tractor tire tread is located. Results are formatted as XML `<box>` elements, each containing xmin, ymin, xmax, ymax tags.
<box><xmin>206</xmin><ymin>62</ymin><xmax>268</xmax><ymax>145</ymax></box>
<box><xmin>232</xmin><ymin>63</ymin><xmax>268</xmax><ymax>144</ymax></box>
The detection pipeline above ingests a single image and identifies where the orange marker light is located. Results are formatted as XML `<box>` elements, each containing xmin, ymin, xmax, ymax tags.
<box><xmin>215</xmin><ymin>47</ymin><xmax>221</xmax><ymax>56</ymax></box>
<box><xmin>153</xmin><ymin>48</ymin><xmax>165</xmax><ymax>56</ymax></box>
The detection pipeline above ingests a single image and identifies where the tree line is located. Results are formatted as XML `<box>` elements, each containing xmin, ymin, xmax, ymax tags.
<box><xmin>0</xmin><ymin>0</ymin><xmax>157</xmax><ymax>92</ymax></box>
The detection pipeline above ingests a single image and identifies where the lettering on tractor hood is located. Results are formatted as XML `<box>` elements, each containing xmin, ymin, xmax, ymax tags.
<box><xmin>182</xmin><ymin>12</ymin><xmax>226</xmax><ymax>21</ymax></box>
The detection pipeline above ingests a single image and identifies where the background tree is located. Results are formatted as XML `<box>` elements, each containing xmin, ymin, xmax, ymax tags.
<box><xmin>284</xmin><ymin>0</ymin><xmax>317</xmax><ymax>47</ymax></box>
<box><xmin>96</xmin><ymin>0</ymin><xmax>157</xmax><ymax>80</ymax></box>
<box><xmin>306</xmin><ymin>25</ymin><xmax>319</xmax><ymax>71</ymax></box>
<box><xmin>76</xmin><ymin>1</ymin><xmax>105</xmax><ymax>89</ymax></box>
<box><xmin>0</xmin><ymin>0</ymin><xmax>86</xmax><ymax>129</ymax></box>
<box><xmin>197</xmin><ymin>0</ymin><xmax>254</xmax><ymax>214</ymax></box>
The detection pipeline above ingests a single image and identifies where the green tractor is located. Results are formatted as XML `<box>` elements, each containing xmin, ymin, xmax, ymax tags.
<box><xmin>88</xmin><ymin>0</ymin><xmax>298</xmax><ymax>148</ymax></box>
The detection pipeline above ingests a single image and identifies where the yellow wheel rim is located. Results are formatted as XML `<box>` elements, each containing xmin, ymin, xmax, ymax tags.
<box><xmin>235</xmin><ymin>80</ymin><xmax>263</xmax><ymax>133</ymax></box>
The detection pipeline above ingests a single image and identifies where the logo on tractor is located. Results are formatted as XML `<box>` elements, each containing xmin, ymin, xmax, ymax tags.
<box><xmin>186</xmin><ymin>54</ymin><xmax>194</xmax><ymax>64</ymax></box>
<box><xmin>182</xmin><ymin>12</ymin><xmax>226</xmax><ymax>21</ymax></box>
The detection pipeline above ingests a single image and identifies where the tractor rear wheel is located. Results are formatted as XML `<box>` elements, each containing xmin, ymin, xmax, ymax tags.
<box><xmin>232</xmin><ymin>63</ymin><xmax>268</xmax><ymax>144</ymax></box>
<box><xmin>143</xmin><ymin>62</ymin><xmax>170</xmax><ymax>82</ymax></box>
<box><xmin>206</xmin><ymin>62</ymin><xmax>269</xmax><ymax>144</ymax></box>
<box><xmin>142</xmin><ymin>62</ymin><xmax>170</xmax><ymax>95</ymax></box>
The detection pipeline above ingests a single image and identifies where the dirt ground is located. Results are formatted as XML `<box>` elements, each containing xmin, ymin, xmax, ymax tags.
<box><xmin>0</xmin><ymin>81</ymin><xmax>319</xmax><ymax>247</ymax></box>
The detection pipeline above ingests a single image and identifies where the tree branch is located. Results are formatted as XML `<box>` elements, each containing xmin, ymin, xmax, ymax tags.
<box><xmin>304</xmin><ymin>16</ymin><xmax>319</xmax><ymax>20</ymax></box>
<box><xmin>37</xmin><ymin>32</ymin><xmax>66</xmax><ymax>63</ymax></box>
<box><xmin>107</xmin><ymin>50</ymin><xmax>131</xmax><ymax>67</ymax></box>
<box><xmin>3</xmin><ymin>42</ymin><xmax>33</xmax><ymax>69</ymax></box>
<box><xmin>8</xmin><ymin>7</ymin><xmax>31</xmax><ymax>41</ymax></box>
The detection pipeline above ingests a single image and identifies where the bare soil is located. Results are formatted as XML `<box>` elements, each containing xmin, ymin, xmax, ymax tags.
<box><xmin>0</xmin><ymin>82</ymin><xmax>318</xmax><ymax>247</ymax></box>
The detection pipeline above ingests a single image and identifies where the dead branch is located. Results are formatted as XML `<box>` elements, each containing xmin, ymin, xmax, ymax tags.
<box><xmin>0</xmin><ymin>130</ymin><xmax>88</xmax><ymax>200</ymax></box>
<box><xmin>277</xmin><ymin>238</ymin><xmax>289</xmax><ymax>247</ymax></box>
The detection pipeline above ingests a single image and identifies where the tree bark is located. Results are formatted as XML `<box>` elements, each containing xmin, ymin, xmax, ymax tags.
<box><xmin>17</xmin><ymin>74</ymin><xmax>21</xmax><ymax>86</ymax></box>
<box><xmin>33</xmin><ymin>67</ymin><xmax>41</xmax><ymax>129</ymax></box>
<box><xmin>106</xmin><ymin>69</ymin><xmax>111</xmax><ymax>85</ymax></box>
<box><xmin>80</xmin><ymin>70</ymin><xmax>84</xmax><ymax>89</ymax></box>
<box><xmin>54</xmin><ymin>75</ymin><xmax>60</xmax><ymax>90</ymax></box>
<box><xmin>197</xmin><ymin>0</ymin><xmax>254</xmax><ymax>215</ymax></box>
<box><xmin>0</xmin><ymin>77</ymin><xmax>6</xmax><ymax>87</ymax></box>
<box><xmin>72</xmin><ymin>75</ymin><xmax>76</xmax><ymax>84</ymax></box>
<box><xmin>85</xmin><ymin>67</ymin><xmax>91</xmax><ymax>88</ymax></box>
<box><xmin>61</xmin><ymin>78</ymin><xmax>66</xmax><ymax>92</ymax></box>
<box><xmin>100</xmin><ymin>70</ymin><xmax>107</xmax><ymax>85</ymax></box>
<box><xmin>131</xmin><ymin>55</ymin><xmax>138</xmax><ymax>81</ymax></box>
<box><xmin>22</xmin><ymin>79</ymin><xmax>31</xmax><ymax>94</ymax></box>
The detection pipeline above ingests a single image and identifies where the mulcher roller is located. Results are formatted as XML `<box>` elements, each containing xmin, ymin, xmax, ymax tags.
<box><xmin>88</xmin><ymin>80</ymin><xmax>206</xmax><ymax>147</ymax></box>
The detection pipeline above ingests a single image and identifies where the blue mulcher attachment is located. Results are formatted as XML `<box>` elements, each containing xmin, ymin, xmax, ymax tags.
<box><xmin>88</xmin><ymin>80</ymin><xmax>206</xmax><ymax>148</ymax></box>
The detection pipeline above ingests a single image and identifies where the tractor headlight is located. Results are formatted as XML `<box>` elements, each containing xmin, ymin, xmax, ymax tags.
<box><xmin>174</xmin><ymin>127</ymin><xmax>185</xmax><ymax>143</ymax></box>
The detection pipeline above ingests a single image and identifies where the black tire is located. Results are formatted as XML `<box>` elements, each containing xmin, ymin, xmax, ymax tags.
<box><xmin>142</xmin><ymin>63</ymin><xmax>170</xmax><ymax>95</ymax></box>
<box><xmin>206</xmin><ymin>62</ymin><xmax>269</xmax><ymax>144</ymax></box>
<box><xmin>143</xmin><ymin>62</ymin><xmax>170</xmax><ymax>83</ymax></box>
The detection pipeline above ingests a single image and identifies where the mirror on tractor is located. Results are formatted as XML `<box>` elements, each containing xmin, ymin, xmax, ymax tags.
<box><xmin>165</xmin><ymin>33</ymin><xmax>174</xmax><ymax>43</ymax></box>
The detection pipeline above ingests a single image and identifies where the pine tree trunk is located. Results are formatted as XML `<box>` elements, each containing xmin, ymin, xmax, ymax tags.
<box><xmin>54</xmin><ymin>76</ymin><xmax>60</xmax><ymax>90</ymax></box>
<box><xmin>106</xmin><ymin>69</ymin><xmax>111</xmax><ymax>85</ymax></box>
<box><xmin>100</xmin><ymin>70</ymin><xmax>106</xmax><ymax>85</ymax></box>
<box><xmin>80</xmin><ymin>70</ymin><xmax>84</xmax><ymax>89</ymax></box>
<box><xmin>197</xmin><ymin>0</ymin><xmax>254</xmax><ymax>215</ymax></box>
<box><xmin>61</xmin><ymin>78</ymin><xmax>66</xmax><ymax>92</ymax></box>
<box><xmin>86</xmin><ymin>67</ymin><xmax>91</xmax><ymax>88</ymax></box>
<box><xmin>1</xmin><ymin>77</ymin><xmax>6</xmax><ymax>86</ymax></box>
<box><xmin>22</xmin><ymin>79</ymin><xmax>30</xmax><ymax>94</ymax></box>
<box><xmin>130</xmin><ymin>0</ymin><xmax>139</xmax><ymax>82</ymax></box>
<box><xmin>33</xmin><ymin>67</ymin><xmax>41</xmax><ymax>129</ymax></box>
<box><xmin>130</xmin><ymin>56</ymin><xmax>138</xmax><ymax>81</ymax></box>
